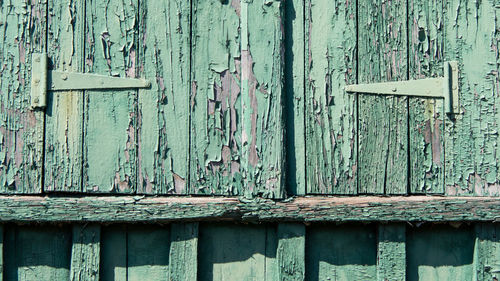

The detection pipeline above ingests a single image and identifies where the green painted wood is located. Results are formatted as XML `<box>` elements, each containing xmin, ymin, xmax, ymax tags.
<box><xmin>377</xmin><ymin>224</ymin><xmax>406</xmax><ymax>281</ymax></box>
<box><xmin>408</xmin><ymin>0</ymin><xmax>445</xmax><ymax>195</ymax></box>
<box><xmin>306</xmin><ymin>224</ymin><xmax>377</xmax><ymax>280</ymax></box>
<box><xmin>137</xmin><ymin>0</ymin><xmax>190</xmax><ymax>194</ymax></box>
<box><xmin>198</xmin><ymin>223</ymin><xmax>277</xmax><ymax>281</ymax></box>
<box><xmin>305</xmin><ymin>0</ymin><xmax>357</xmax><ymax>195</ymax></box>
<box><xmin>45</xmin><ymin>0</ymin><xmax>84</xmax><ymax>192</ymax></box>
<box><xmin>190</xmin><ymin>0</ymin><xmax>284</xmax><ymax>198</ymax></box>
<box><xmin>83</xmin><ymin>0</ymin><xmax>138</xmax><ymax>193</ymax></box>
<box><xmin>127</xmin><ymin>225</ymin><xmax>170</xmax><ymax>281</ymax></box>
<box><xmin>284</xmin><ymin>0</ymin><xmax>306</xmax><ymax>196</ymax></box>
<box><xmin>277</xmin><ymin>223</ymin><xmax>305</xmax><ymax>281</ymax></box>
<box><xmin>169</xmin><ymin>223</ymin><xmax>198</xmax><ymax>281</ymax></box>
<box><xmin>407</xmin><ymin>224</ymin><xmax>474</xmax><ymax>281</ymax></box>
<box><xmin>358</xmin><ymin>0</ymin><xmax>408</xmax><ymax>195</ymax></box>
<box><xmin>0</xmin><ymin>0</ymin><xmax>45</xmax><ymax>193</ymax></box>
<box><xmin>474</xmin><ymin>223</ymin><xmax>500</xmax><ymax>281</ymax></box>
<box><xmin>444</xmin><ymin>0</ymin><xmax>500</xmax><ymax>195</ymax></box>
<box><xmin>100</xmin><ymin>225</ymin><xmax>127</xmax><ymax>281</ymax></box>
<box><xmin>70</xmin><ymin>224</ymin><xmax>100</xmax><ymax>281</ymax></box>
<box><xmin>4</xmin><ymin>225</ymin><xmax>71</xmax><ymax>281</ymax></box>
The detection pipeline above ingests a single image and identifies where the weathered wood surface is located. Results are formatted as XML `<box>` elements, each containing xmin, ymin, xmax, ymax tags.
<box><xmin>0</xmin><ymin>0</ymin><xmax>45</xmax><ymax>193</ymax></box>
<box><xmin>474</xmin><ymin>224</ymin><xmax>500</xmax><ymax>280</ymax></box>
<box><xmin>358</xmin><ymin>0</ymin><xmax>408</xmax><ymax>194</ymax></box>
<box><xmin>70</xmin><ymin>224</ymin><xmax>100</xmax><ymax>281</ymax></box>
<box><xmin>0</xmin><ymin>196</ymin><xmax>499</xmax><ymax>222</ymax></box>
<box><xmin>169</xmin><ymin>223</ymin><xmax>199</xmax><ymax>281</ymax></box>
<box><xmin>277</xmin><ymin>223</ymin><xmax>305</xmax><ymax>280</ymax></box>
<box><xmin>377</xmin><ymin>224</ymin><xmax>406</xmax><ymax>281</ymax></box>
<box><xmin>305</xmin><ymin>0</ymin><xmax>357</xmax><ymax>194</ymax></box>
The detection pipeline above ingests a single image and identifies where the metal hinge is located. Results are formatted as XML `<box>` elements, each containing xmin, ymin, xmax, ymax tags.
<box><xmin>345</xmin><ymin>61</ymin><xmax>460</xmax><ymax>114</ymax></box>
<box><xmin>30</xmin><ymin>53</ymin><xmax>151</xmax><ymax>110</ymax></box>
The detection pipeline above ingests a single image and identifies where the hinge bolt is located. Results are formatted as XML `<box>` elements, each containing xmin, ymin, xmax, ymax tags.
<box><xmin>33</xmin><ymin>78</ymin><xmax>40</xmax><ymax>84</ymax></box>
<box><xmin>34</xmin><ymin>97</ymin><xmax>39</xmax><ymax>103</ymax></box>
<box><xmin>392</xmin><ymin>87</ymin><xmax>397</xmax><ymax>92</ymax></box>
<box><xmin>61</xmin><ymin>74</ymin><xmax>68</xmax><ymax>80</ymax></box>
<box><xmin>34</xmin><ymin>56</ymin><xmax>40</xmax><ymax>63</ymax></box>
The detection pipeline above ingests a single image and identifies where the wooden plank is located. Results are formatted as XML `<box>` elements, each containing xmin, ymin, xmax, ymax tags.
<box><xmin>127</xmin><ymin>225</ymin><xmax>170</xmax><ymax>281</ymax></box>
<box><xmin>474</xmin><ymin>223</ymin><xmax>500</xmax><ymax>280</ymax></box>
<box><xmin>0</xmin><ymin>0</ymin><xmax>45</xmax><ymax>193</ymax></box>
<box><xmin>306</xmin><ymin>224</ymin><xmax>377</xmax><ymax>280</ymax></box>
<box><xmin>198</xmin><ymin>223</ymin><xmax>275</xmax><ymax>281</ymax></box>
<box><xmin>83</xmin><ymin>0</ymin><xmax>138</xmax><ymax>193</ymax></box>
<box><xmin>284</xmin><ymin>0</ymin><xmax>306</xmax><ymax>196</ymax></box>
<box><xmin>443</xmin><ymin>0</ymin><xmax>500</xmax><ymax>195</ymax></box>
<box><xmin>190</xmin><ymin>0</ymin><xmax>284</xmax><ymax>198</ymax></box>
<box><xmin>3</xmin><ymin>196</ymin><xmax>500</xmax><ymax>222</ymax></box>
<box><xmin>100</xmin><ymin>225</ymin><xmax>127</xmax><ymax>281</ymax></box>
<box><xmin>0</xmin><ymin>225</ymin><xmax>3</xmax><ymax>281</ymax></box>
<box><xmin>4</xmin><ymin>225</ymin><xmax>71</xmax><ymax>281</ymax></box>
<box><xmin>169</xmin><ymin>223</ymin><xmax>198</xmax><ymax>281</ymax></box>
<box><xmin>305</xmin><ymin>0</ymin><xmax>357</xmax><ymax>195</ymax></box>
<box><xmin>377</xmin><ymin>224</ymin><xmax>406</xmax><ymax>281</ymax></box>
<box><xmin>408</xmin><ymin>0</ymin><xmax>445</xmax><ymax>194</ymax></box>
<box><xmin>358</xmin><ymin>0</ymin><xmax>408</xmax><ymax>194</ymax></box>
<box><xmin>70</xmin><ymin>224</ymin><xmax>100</xmax><ymax>281</ymax></box>
<box><xmin>277</xmin><ymin>223</ymin><xmax>305</xmax><ymax>281</ymax></box>
<box><xmin>45</xmin><ymin>0</ymin><xmax>84</xmax><ymax>192</ymax></box>
<box><xmin>407</xmin><ymin>224</ymin><xmax>474</xmax><ymax>281</ymax></box>
<box><xmin>137</xmin><ymin>0</ymin><xmax>190</xmax><ymax>194</ymax></box>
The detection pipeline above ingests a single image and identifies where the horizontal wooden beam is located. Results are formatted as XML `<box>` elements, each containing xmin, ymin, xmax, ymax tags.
<box><xmin>0</xmin><ymin>196</ymin><xmax>499</xmax><ymax>223</ymax></box>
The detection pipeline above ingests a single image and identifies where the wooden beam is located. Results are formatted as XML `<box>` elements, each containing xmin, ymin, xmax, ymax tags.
<box><xmin>0</xmin><ymin>196</ymin><xmax>499</xmax><ymax>223</ymax></box>
<box><xmin>70</xmin><ymin>224</ymin><xmax>100</xmax><ymax>281</ymax></box>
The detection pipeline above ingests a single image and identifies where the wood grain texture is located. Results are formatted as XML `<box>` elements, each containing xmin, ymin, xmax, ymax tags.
<box><xmin>408</xmin><ymin>0</ymin><xmax>445</xmax><ymax>194</ymax></box>
<box><xmin>284</xmin><ymin>0</ymin><xmax>306</xmax><ymax>196</ymax></box>
<box><xmin>137</xmin><ymin>0</ymin><xmax>190</xmax><ymax>194</ymax></box>
<box><xmin>169</xmin><ymin>223</ymin><xmax>198</xmax><ymax>281</ymax></box>
<box><xmin>474</xmin><ymin>223</ymin><xmax>500</xmax><ymax>280</ymax></box>
<box><xmin>306</xmin><ymin>224</ymin><xmax>377</xmax><ymax>280</ymax></box>
<box><xmin>444</xmin><ymin>0</ymin><xmax>500</xmax><ymax>196</ymax></box>
<box><xmin>407</xmin><ymin>224</ymin><xmax>474</xmax><ymax>281</ymax></box>
<box><xmin>358</xmin><ymin>0</ymin><xmax>408</xmax><ymax>195</ymax></box>
<box><xmin>377</xmin><ymin>224</ymin><xmax>406</xmax><ymax>281</ymax></box>
<box><xmin>70</xmin><ymin>224</ymin><xmax>100</xmax><ymax>281</ymax></box>
<box><xmin>0</xmin><ymin>0</ymin><xmax>45</xmax><ymax>193</ymax></box>
<box><xmin>277</xmin><ymin>223</ymin><xmax>305</xmax><ymax>281</ymax></box>
<box><xmin>4</xmin><ymin>225</ymin><xmax>71</xmax><ymax>281</ymax></box>
<box><xmin>305</xmin><ymin>0</ymin><xmax>357</xmax><ymax>195</ymax></box>
<box><xmin>100</xmin><ymin>225</ymin><xmax>127</xmax><ymax>281</ymax></box>
<box><xmin>83</xmin><ymin>0</ymin><xmax>138</xmax><ymax>193</ymax></box>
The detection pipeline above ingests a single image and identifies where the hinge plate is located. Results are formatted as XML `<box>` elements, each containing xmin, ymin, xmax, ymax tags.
<box><xmin>30</xmin><ymin>53</ymin><xmax>151</xmax><ymax>110</ymax></box>
<box><xmin>345</xmin><ymin>61</ymin><xmax>460</xmax><ymax>114</ymax></box>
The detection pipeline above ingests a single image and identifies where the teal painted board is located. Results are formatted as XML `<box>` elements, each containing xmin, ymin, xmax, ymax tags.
<box><xmin>277</xmin><ymin>223</ymin><xmax>305</xmax><ymax>281</ymax></box>
<box><xmin>377</xmin><ymin>224</ymin><xmax>406</xmax><ymax>281</ymax></box>
<box><xmin>0</xmin><ymin>0</ymin><xmax>45</xmax><ymax>193</ymax></box>
<box><xmin>100</xmin><ymin>225</ymin><xmax>127</xmax><ymax>281</ymax></box>
<box><xmin>444</xmin><ymin>0</ymin><xmax>500</xmax><ymax>196</ymax></box>
<box><xmin>83</xmin><ymin>0</ymin><xmax>138</xmax><ymax>193</ymax></box>
<box><xmin>70</xmin><ymin>224</ymin><xmax>100</xmax><ymax>281</ymax></box>
<box><xmin>407</xmin><ymin>224</ymin><xmax>474</xmax><ymax>281</ymax></box>
<box><xmin>4</xmin><ymin>225</ymin><xmax>71</xmax><ymax>281</ymax></box>
<box><xmin>198</xmin><ymin>223</ymin><xmax>277</xmax><ymax>281</ymax></box>
<box><xmin>305</xmin><ymin>0</ymin><xmax>357</xmax><ymax>195</ymax></box>
<box><xmin>474</xmin><ymin>223</ymin><xmax>500</xmax><ymax>280</ymax></box>
<box><xmin>305</xmin><ymin>224</ymin><xmax>377</xmax><ymax>280</ymax></box>
<box><xmin>358</xmin><ymin>0</ymin><xmax>408</xmax><ymax>195</ymax></box>
<box><xmin>284</xmin><ymin>0</ymin><xmax>306</xmax><ymax>196</ymax></box>
<box><xmin>408</xmin><ymin>0</ymin><xmax>445</xmax><ymax>194</ymax></box>
<box><xmin>190</xmin><ymin>0</ymin><xmax>284</xmax><ymax>198</ymax></box>
<box><xmin>137</xmin><ymin>0</ymin><xmax>190</xmax><ymax>194</ymax></box>
<box><xmin>169</xmin><ymin>223</ymin><xmax>199</xmax><ymax>281</ymax></box>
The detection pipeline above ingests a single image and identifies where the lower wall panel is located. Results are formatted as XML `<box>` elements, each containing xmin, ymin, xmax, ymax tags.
<box><xmin>0</xmin><ymin>223</ymin><xmax>494</xmax><ymax>280</ymax></box>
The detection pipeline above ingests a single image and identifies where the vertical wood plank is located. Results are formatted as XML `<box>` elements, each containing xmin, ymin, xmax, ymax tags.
<box><xmin>443</xmin><ymin>0</ymin><xmax>500</xmax><ymax>195</ymax></box>
<box><xmin>377</xmin><ymin>224</ymin><xmax>406</xmax><ymax>281</ymax></box>
<box><xmin>358</xmin><ymin>0</ymin><xmax>408</xmax><ymax>195</ymax></box>
<box><xmin>127</xmin><ymin>225</ymin><xmax>170</xmax><ymax>281</ymax></box>
<box><xmin>284</xmin><ymin>0</ymin><xmax>306</xmax><ymax>195</ymax></box>
<box><xmin>408</xmin><ymin>0</ymin><xmax>445</xmax><ymax>194</ymax></box>
<box><xmin>305</xmin><ymin>0</ymin><xmax>357</xmax><ymax>194</ymax></box>
<box><xmin>277</xmin><ymin>223</ymin><xmax>305</xmax><ymax>281</ymax></box>
<box><xmin>137</xmin><ymin>0</ymin><xmax>190</xmax><ymax>194</ymax></box>
<box><xmin>70</xmin><ymin>224</ymin><xmax>100</xmax><ymax>281</ymax></box>
<box><xmin>306</xmin><ymin>224</ymin><xmax>377</xmax><ymax>280</ymax></box>
<box><xmin>100</xmin><ymin>225</ymin><xmax>127</xmax><ymax>281</ymax></box>
<box><xmin>0</xmin><ymin>0</ymin><xmax>45</xmax><ymax>193</ymax></box>
<box><xmin>0</xmin><ymin>225</ymin><xmax>3</xmax><ymax>281</ymax></box>
<box><xmin>83</xmin><ymin>0</ymin><xmax>138</xmax><ymax>193</ymax></box>
<box><xmin>5</xmin><ymin>225</ymin><xmax>71</xmax><ymax>281</ymax></box>
<box><xmin>474</xmin><ymin>224</ymin><xmax>500</xmax><ymax>281</ymax></box>
<box><xmin>45</xmin><ymin>0</ymin><xmax>84</xmax><ymax>192</ymax></box>
<box><xmin>169</xmin><ymin>223</ymin><xmax>199</xmax><ymax>281</ymax></box>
